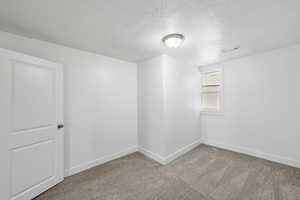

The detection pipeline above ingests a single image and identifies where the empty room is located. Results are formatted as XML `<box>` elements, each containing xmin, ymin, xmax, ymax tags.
<box><xmin>0</xmin><ymin>0</ymin><xmax>300</xmax><ymax>199</ymax></box>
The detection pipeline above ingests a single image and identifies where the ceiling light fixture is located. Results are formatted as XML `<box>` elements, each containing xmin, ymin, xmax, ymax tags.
<box><xmin>162</xmin><ymin>33</ymin><xmax>185</xmax><ymax>48</ymax></box>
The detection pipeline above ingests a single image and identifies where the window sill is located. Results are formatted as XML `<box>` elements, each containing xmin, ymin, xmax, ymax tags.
<box><xmin>200</xmin><ymin>111</ymin><xmax>224</xmax><ymax>116</ymax></box>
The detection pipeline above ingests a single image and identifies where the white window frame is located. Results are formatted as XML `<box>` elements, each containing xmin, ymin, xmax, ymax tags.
<box><xmin>200</xmin><ymin>67</ymin><xmax>224</xmax><ymax>115</ymax></box>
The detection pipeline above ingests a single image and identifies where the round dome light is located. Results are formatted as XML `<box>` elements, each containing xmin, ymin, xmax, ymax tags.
<box><xmin>162</xmin><ymin>33</ymin><xmax>185</xmax><ymax>48</ymax></box>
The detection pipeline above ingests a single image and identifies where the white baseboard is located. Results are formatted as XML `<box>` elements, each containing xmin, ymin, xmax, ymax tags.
<box><xmin>64</xmin><ymin>140</ymin><xmax>202</xmax><ymax>177</ymax></box>
<box><xmin>64</xmin><ymin>139</ymin><xmax>299</xmax><ymax>177</ymax></box>
<box><xmin>65</xmin><ymin>146</ymin><xmax>138</xmax><ymax>176</ymax></box>
<box><xmin>139</xmin><ymin>139</ymin><xmax>202</xmax><ymax>165</ymax></box>
<box><xmin>203</xmin><ymin>140</ymin><xmax>300</xmax><ymax>169</ymax></box>
<box><xmin>164</xmin><ymin>139</ymin><xmax>202</xmax><ymax>164</ymax></box>
<box><xmin>138</xmin><ymin>147</ymin><xmax>166</xmax><ymax>165</ymax></box>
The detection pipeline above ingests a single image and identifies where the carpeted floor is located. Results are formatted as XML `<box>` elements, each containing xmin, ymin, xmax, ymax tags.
<box><xmin>35</xmin><ymin>144</ymin><xmax>300</xmax><ymax>200</ymax></box>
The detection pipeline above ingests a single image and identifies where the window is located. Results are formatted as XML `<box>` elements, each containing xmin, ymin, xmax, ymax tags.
<box><xmin>200</xmin><ymin>69</ymin><xmax>223</xmax><ymax>113</ymax></box>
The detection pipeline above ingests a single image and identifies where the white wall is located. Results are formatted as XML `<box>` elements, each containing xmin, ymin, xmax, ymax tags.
<box><xmin>138</xmin><ymin>55</ymin><xmax>201</xmax><ymax>161</ymax></box>
<box><xmin>138</xmin><ymin>55</ymin><xmax>166</xmax><ymax>157</ymax></box>
<box><xmin>0</xmin><ymin>31</ymin><xmax>138</xmax><ymax>175</ymax></box>
<box><xmin>163</xmin><ymin>56</ymin><xmax>202</xmax><ymax>157</ymax></box>
<box><xmin>201</xmin><ymin>44</ymin><xmax>300</xmax><ymax>167</ymax></box>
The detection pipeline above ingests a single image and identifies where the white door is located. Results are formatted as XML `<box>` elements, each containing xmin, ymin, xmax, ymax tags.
<box><xmin>0</xmin><ymin>48</ymin><xmax>64</xmax><ymax>200</ymax></box>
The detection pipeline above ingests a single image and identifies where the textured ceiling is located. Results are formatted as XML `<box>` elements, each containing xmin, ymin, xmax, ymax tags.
<box><xmin>0</xmin><ymin>0</ymin><xmax>300</xmax><ymax>65</ymax></box>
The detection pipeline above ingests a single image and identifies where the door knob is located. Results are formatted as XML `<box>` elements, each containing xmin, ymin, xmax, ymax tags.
<box><xmin>57</xmin><ymin>124</ymin><xmax>64</xmax><ymax>129</ymax></box>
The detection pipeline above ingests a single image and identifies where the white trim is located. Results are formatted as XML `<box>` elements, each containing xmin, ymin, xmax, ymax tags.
<box><xmin>65</xmin><ymin>140</ymin><xmax>204</xmax><ymax>177</ymax></box>
<box><xmin>203</xmin><ymin>140</ymin><xmax>300</xmax><ymax>169</ymax></box>
<box><xmin>61</xmin><ymin>139</ymin><xmax>300</xmax><ymax>178</ymax></box>
<box><xmin>55</xmin><ymin>63</ymin><xmax>65</xmax><ymax>184</ymax></box>
<box><xmin>200</xmin><ymin>111</ymin><xmax>224</xmax><ymax>116</ymax></box>
<box><xmin>139</xmin><ymin>139</ymin><xmax>202</xmax><ymax>165</ymax></box>
<box><xmin>0</xmin><ymin>48</ymin><xmax>61</xmax><ymax>67</ymax></box>
<box><xmin>138</xmin><ymin>147</ymin><xmax>166</xmax><ymax>165</ymax></box>
<box><xmin>65</xmin><ymin>146</ymin><xmax>138</xmax><ymax>176</ymax></box>
<box><xmin>164</xmin><ymin>139</ymin><xmax>202</xmax><ymax>164</ymax></box>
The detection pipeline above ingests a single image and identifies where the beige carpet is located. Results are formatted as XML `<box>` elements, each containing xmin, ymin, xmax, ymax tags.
<box><xmin>35</xmin><ymin>145</ymin><xmax>300</xmax><ymax>200</ymax></box>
